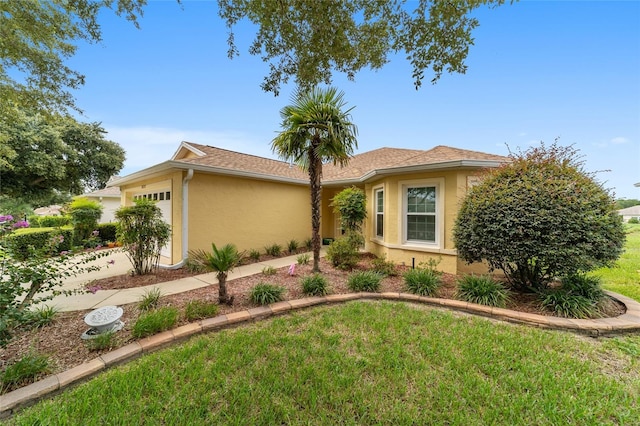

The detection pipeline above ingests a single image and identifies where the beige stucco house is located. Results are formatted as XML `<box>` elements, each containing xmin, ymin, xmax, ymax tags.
<box><xmin>109</xmin><ymin>141</ymin><xmax>506</xmax><ymax>274</ymax></box>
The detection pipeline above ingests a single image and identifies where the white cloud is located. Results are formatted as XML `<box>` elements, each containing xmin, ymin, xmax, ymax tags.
<box><xmin>610</xmin><ymin>136</ymin><xmax>629</xmax><ymax>145</ymax></box>
<box><xmin>517</xmin><ymin>132</ymin><xmax>527</xmax><ymax>137</ymax></box>
<box><xmin>105</xmin><ymin>126</ymin><xmax>276</xmax><ymax>176</ymax></box>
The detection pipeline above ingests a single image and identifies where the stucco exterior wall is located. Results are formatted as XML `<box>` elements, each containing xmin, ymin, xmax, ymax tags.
<box><xmin>187</xmin><ymin>173</ymin><xmax>311</xmax><ymax>254</ymax></box>
<box><xmin>363</xmin><ymin>170</ymin><xmax>488</xmax><ymax>275</ymax></box>
<box><xmin>85</xmin><ymin>196</ymin><xmax>120</xmax><ymax>223</ymax></box>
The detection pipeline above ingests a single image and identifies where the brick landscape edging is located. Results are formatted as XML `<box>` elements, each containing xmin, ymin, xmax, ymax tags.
<box><xmin>2</xmin><ymin>291</ymin><xmax>640</xmax><ymax>418</ymax></box>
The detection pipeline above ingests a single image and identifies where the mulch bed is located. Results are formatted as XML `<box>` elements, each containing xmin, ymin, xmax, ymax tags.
<box><xmin>0</xmin><ymin>253</ymin><xmax>625</xmax><ymax>394</ymax></box>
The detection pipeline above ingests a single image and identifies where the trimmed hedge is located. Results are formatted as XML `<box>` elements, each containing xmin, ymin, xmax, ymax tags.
<box><xmin>97</xmin><ymin>223</ymin><xmax>118</xmax><ymax>243</ymax></box>
<box><xmin>27</xmin><ymin>215</ymin><xmax>72</xmax><ymax>228</ymax></box>
<box><xmin>6</xmin><ymin>227</ymin><xmax>73</xmax><ymax>260</ymax></box>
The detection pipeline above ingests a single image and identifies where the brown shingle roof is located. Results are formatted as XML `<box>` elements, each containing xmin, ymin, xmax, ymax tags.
<box><xmin>177</xmin><ymin>142</ymin><xmax>506</xmax><ymax>183</ymax></box>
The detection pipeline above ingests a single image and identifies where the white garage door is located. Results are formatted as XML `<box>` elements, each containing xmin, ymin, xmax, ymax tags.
<box><xmin>133</xmin><ymin>190</ymin><xmax>172</xmax><ymax>259</ymax></box>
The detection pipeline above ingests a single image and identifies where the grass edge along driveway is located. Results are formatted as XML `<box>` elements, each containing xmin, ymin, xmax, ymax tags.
<box><xmin>10</xmin><ymin>301</ymin><xmax>639</xmax><ymax>425</ymax></box>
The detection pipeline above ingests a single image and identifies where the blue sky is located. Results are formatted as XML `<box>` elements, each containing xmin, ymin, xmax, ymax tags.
<box><xmin>69</xmin><ymin>0</ymin><xmax>640</xmax><ymax>199</ymax></box>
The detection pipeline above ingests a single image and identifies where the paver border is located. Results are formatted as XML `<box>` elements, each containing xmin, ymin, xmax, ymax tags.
<box><xmin>2</xmin><ymin>290</ymin><xmax>639</xmax><ymax>419</ymax></box>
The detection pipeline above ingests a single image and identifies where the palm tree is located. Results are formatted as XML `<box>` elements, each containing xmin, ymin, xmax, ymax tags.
<box><xmin>189</xmin><ymin>243</ymin><xmax>244</xmax><ymax>305</ymax></box>
<box><xmin>272</xmin><ymin>87</ymin><xmax>358</xmax><ymax>272</ymax></box>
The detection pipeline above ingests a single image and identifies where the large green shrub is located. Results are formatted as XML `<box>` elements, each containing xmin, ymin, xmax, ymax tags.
<box><xmin>97</xmin><ymin>223</ymin><xmax>118</xmax><ymax>243</ymax></box>
<box><xmin>453</xmin><ymin>142</ymin><xmax>625</xmax><ymax>292</ymax></box>
<box><xmin>69</xmin><ymin>197</ymin><xmax>103</xmax><ymax>246</ymax></box>
<box><xmin>326</xmin><ymin>236</ymin><xmax>359</xmax><ymax>270</ymax></box>
<box><xmin>116</xmin><ymin>199</ymin><xmax>171</xmax><ymax>276</ymax></box>
<box><xmin>331</xmin><ymin>186</ymin><xmax>367</xmax><ymax>234</ymax></box>
<box><xmin>34</xmin><ymin>215</ymin><xmax>71</xmax><ymax>228</ymax></box>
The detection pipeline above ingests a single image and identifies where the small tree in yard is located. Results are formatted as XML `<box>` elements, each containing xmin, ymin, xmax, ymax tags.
<box><xmin>115</xmin><ymin>199</ymin><xmax>170</xmax><ymax>276</ymax></box>
<box><xmin>188</xmin><ymin>243</ymin><xmax>244</xmax><ymax>305</ymax></box>
<box><xmin>327</xmin><ymin>186</ymin><xmax>367</xmax><ymax>269</ymax></box>
<box><xmin>453</xmin><ymin>141</ymin><xmax>625</xmax><ymax>292</ymax></box>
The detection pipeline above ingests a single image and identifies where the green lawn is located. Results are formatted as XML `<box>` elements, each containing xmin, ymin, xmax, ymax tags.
<box><xmin>9</xmin><ymin>302</ymin><xmax>639</xmax><ymax>425</ymax></box>
<box><xmin>594</xmin><ymin>223</ymin><xmax>640</xmax><ymax>302</ymax></box>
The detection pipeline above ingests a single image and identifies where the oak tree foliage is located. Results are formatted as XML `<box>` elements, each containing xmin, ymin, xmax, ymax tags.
<box><xmin>218</xmin><ymin>0</ymin><xmax>510</xmax><ymax>95</ymax></box>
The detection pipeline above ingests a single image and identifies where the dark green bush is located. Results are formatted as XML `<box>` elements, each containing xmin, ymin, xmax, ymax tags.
<box><xmin>301</xmin><ymin>274</ymin><xmax>329</xmax><ymax>296</ymax></box>
<box><xmin>347</xmin><ymin>270</ymin><xmax>383</xmax><ymax>292</ymax></box>
<box><xmin>326</xmin><ymin>237</ymin><xmax>359</xmax><ymax>270</ymax></box>
<box><xmin>6</xmin><ymin>228</ymin><xmax>73</xmax><ymax>260</ymax></box>
<box><xmin>97</xmin><ymin>223</ymin><xmax>118</xmax><ymax>243</ymax></box>
<box><xmin>37</xmin><ymin>215</ymin><xmax>71</xmax><ymax>228</ymax></box>
<box><xmin>404</xmin><ymin>268</ymin><xmax>441</xmax><ymax>296</ymax></box>
<box><xmin>453</xmin><ymin>142</ymin><xmax>625</xmax><ymax>292</ymax></box>
<box><xmin>560</xmin><ymin>274</ymin><xmax>605</xmax><ymax>303</ymax></box>
<box><xmin>131</xmin><ymin>307</ymin><xmax>178</xmax><ymax>338</ymax></box>
<box><xmin>456</xmin><ymin>275</ymin><xmax>510</xmax><ymax>307</ymax></box>
<box><xmin>250</xmin><ymin>283</ymin><xmax>286</xmax><ymax>305</ymax></box>
<box><xmin>184</xmin><ymin>300</ymin><xmax>219</xmax><ymax>321</ymax></box>
<box><xmin>69</xmin><ymin>197</ymin><xmax>103</xmax><ymax>246</ymax></box>
<box><xmin>628</xmin><ymin>217</ymin><xmax>639</xmax><ymax>224</ymax></box>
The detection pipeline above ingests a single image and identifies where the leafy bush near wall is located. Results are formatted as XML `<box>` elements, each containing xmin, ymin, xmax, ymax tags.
<box><xmin>28</xmin><ymin>215</ymin><xmax>71</xmax><ymax>228</ymax></box>
<box><xmin>6</xmin><ymin>228</ymin><xmax>73</xmax><ymax>260</ymax></box>
<box><xmin>97</xmin><ymin>223</ymin><xmax>118</xmax><ymax>243</ymax></box>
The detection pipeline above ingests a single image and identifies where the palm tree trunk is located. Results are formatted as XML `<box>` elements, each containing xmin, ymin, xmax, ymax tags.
<box><xmin>218</xmin><ymin>273</ymin><xmax>228</xmax><ymax>304</ymax></box>
<box><xmin>309</xmin><ymin>140</ymin><xmax>322</xmax><ymax>273</ymax></box>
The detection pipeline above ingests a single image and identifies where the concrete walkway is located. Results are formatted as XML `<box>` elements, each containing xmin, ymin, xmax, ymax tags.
<box><xmin>45</xmin><ymin>249</ymin><xmax>316</xmax><ymax>312</ymax></box>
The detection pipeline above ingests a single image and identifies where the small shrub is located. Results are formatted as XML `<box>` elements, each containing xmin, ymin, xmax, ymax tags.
<box><xmin>297</xmin><ymin>253</ymin><xmax>311</xmax><ymax>265</ymax></box>
<box><xmin>85</xmin><ymin>331</ymin><xmax>117</xmax><ymax>352</ymax></box>
<box><xmin>371</xmin><ymin>255</ymin><xmax>397</xmax><ymax>277</ymax></box>
<box><xmin>539</xmin><ymin>289</ymin><xmax>598</xmax><ymax>319</ymax></box>
<box><xmin>24</xmin><ymin>305</ymin><xmax>59</xmax><ymax>329</ymax></box>
<box><xmin>628</xmin><ymin>217</ymin><xmax>639</xmax><ymax>224</ymax></box>
<box><xmin>262</xmin><ymin>265</ymin><xmax>277</xmax><ymax>276</ymax></box>
<box><xmin>561</xmin><ymin>274</ymin><xmax>605</xmax><ymax>303</ymax></box>
<box><xmin>138</xmin><ymin>287</ymin><xmax>162</xmax><ymax>311</ymax></box>
<box><xmin>38</xmin><ymin>215</ymin><xmax>72</xmax><ymax>228</ymax></box>
<box><xmin>248</xmin><ymin>249</ymin><xmax>261</xmax><ymax>261</ymax></box>
<box><xmin>301</xmin><ymin>274</ymin><xmax>329</xmax><ymax>296</ymax></box>
<box><xmin>250</xmin><ymin>283</ymin><xmax>286</xmax><ymax>305</ymax></box>
<box><xmin>97</xmin><ymin>223</ymin><xmax>118</xmax><ymax>243</ymax></box>
<box><xmin>347</xmin><ymin>270</ymin><xmax>383</xmax><ymax>292</ymax></box>
<box><xmin>184</xmin><ymin>300</ymin><xmax>219</xmax><ymax>321</ymax></box>
<box><xmin>456</xmin><ymin>275</ymin><xmax>510</xmax><ymax>307</ymax></box>
<box><xmin>1</xmin><ymin>351</ymin><xmax>50</xmax><ymax>391</ymax></box>
<box><xmin>264</xmin><ymin>243</ymin><xmax>283</xmax><ymax>257</ymax></box>
<box><xmin>326</xmin><ymin>237</ymin><xmax>358</xmax><ymax>270</ymax></box>
<box><xmin>132</xmin><ymin>307</ymin><xmax>179</xmax><ymax>338</ymax></box>
<box><xmin>404</xmin><ymin>268</ymin><xmax>441</xmax><ymax>296</ymax></box>
<box><xmin>303</xmin><ymin>237</ymin><xmax>313</xmax><ymax>250</ymax></box>
<box><xmin>287</xmin><ymin>239</ymin><xmax>299</xmax><ymax>253</ymax></box>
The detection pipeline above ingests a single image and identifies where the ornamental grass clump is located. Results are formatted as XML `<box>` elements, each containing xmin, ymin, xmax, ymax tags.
<box><xmin>301</xmin><ymin>274</ymin><xmax>329</xmax><ymax>296</ymax></box>
<box><xmin>1</xmin><ymin>351</ymin><xmax>50</xmax><ymax>393</ymax></box>
<box><xmin>138</xmin><ymin>287</ymin><xmax>162</xmax><ymax>311</ymax></box>
<box><xmin>132</xmin><ymin>307</ymin><xmax>179</xmax><ymax>338</ymax></box>
<box><xmin>539</xmin><ymin>290</ymin><xmax>598</xmax><ymax>319</ymax></box>
<box><xmin>250</xmin><ymin>283</ymin><xmax>286</xmax><ymax>305</ymax></box>
<box><xmin>404</xmin><ymin>268</ymin><xmax>441</xmax><ymax>296</ymax></box>
<box><xmin>347</xmin><ymin>270</ymin><xmax>383</xmax><ymax>292</ymax></box>
<box><xmin>264</xmin><ymin>243</ymin><xmax>282</xmax><ymax>257</ymax></box>
<box><xmin>456</xmin><ymin>275</ymin><xmax>510</xmax><ymax>307</ymax></box>
<box><xmin>184</xmin><ymin>300</ymin><xmax>219</xmax><ymax>321</ymax></box>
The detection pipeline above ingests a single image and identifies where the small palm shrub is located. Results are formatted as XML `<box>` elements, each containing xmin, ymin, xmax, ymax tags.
<box><xmin>132</xmin><ymin>307</ymin><xmax>179</xmax><ymax>338</ymax></box>
<box><xmin>264</xmin><ymin>243</ymin><xmax>282</xmax><ymax>257</ymax></box>
<box><xmin>404</xmin><ymin>268</ymin><xmax>441</xmax><ymax>296</ymax></box>
<box><xmin>86</xmin><ymin>331</ymin><xmax>117</xmax><ymax>352</ymax></box>
<box><xmin>139</xmin><ymin>287</ymin><xmax>162</xmax><ymax>311</ymax></box>
<box><xmin>262</xmin><ymin>265</ymin><xmax>277</xmax><ymax>276</ymax></box>
<box><xmin>1</xmin><ymin>351</ymin><xmax>50</xmax><ymax>392</ymax></box>
<box><xmin>248</xmin><ymin>249</ymin><xmax>261</xmax><ymax>262</ymax></box>
<box><xmin>184</xmin><ymin>300</ymin><xmax>219</xmax><ymax>321</ymax></box>
<box><xmin>539</xmin><ymin>289</ymin><xmax>598</xmax><ymax>319</ymax></box>
<box><xmin>301</xmin><ymin>274</ymin><xmax>329</xmax><ymax>296</ymax></box>
<box><xmin>287</xmin><ymin>239</ymin><xmax>299</xmax><ymax>253</ymax></box>
<box><xmin>347</xmin><ymin>271</ymin><xmax>383</xmax><ymax>292</ymax></box>
<box><xmin>250</xmin><ymin>283</ymin><xmax>286</xmax><ymax>305</ymax></box>
<box><xmin>456</xmin><ymin>275</ymin><xmax>510</xmax><ymax>307</ymax></box>
<box><xmin>297</xmin><ymin>253</ymin><xmax>311</xmax><ymax>265</ymax></box>
<box><xmin>326</xmin><ymin>237</ymin><xmax>358</xmax><ymax>270</ymax></box>
<box><xmin>371</xmin><ymin>255</ymin><xmax>398</xmax><ymax>277</ymax></box>
<box><xmin>24</xmin><ymin>305</ymin><xmax>59</xmax><ymax>329</ymax></box>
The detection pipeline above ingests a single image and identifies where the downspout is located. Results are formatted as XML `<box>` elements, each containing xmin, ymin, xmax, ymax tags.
<box><xmin>160</xmin><ymin>168</ymin><xmax>194</xmax><ymax>269</ymax></box>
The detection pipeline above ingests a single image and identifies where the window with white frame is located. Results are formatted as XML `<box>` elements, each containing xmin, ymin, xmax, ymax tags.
<box><xmin>403</xmin><ymin>183</ymin><xmax>439</xmax><ymax>244</ymax></box>
<box><xmin>374</xmin><ymin>188</ymin><xmax>384</xmax><ymax>238</ymax></box>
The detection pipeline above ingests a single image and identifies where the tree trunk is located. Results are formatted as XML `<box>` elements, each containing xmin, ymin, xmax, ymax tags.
<box><xmin>218</xmin><ymin>273</ymin><xmax>228</xmax><ymax>304</ymax></box>
<box><xmin>309</xmin><ymin>140</ymin><xmax>322</xmax><ymax>273</ymax></box>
